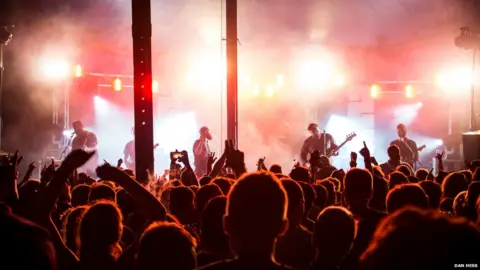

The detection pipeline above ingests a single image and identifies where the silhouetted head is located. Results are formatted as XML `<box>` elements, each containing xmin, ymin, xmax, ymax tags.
<box><xmin>308</xmin><ymin>123</ymin><xmax>319</xmax><ymax>136</ymax></box>
<box><xmin>195</xmin><ymin>184</ymin><xmax>223</xmax><ymax>213</ymax></box>
<box><xmin>224</xmin><ymin>172</ymin><xmax>288</xmax><ymax>256</ymax></box>
<box><xmin>312</xmin><ymin>184</ymin><xmax>328</xmax><ymax>210</ymax></box>
<box><xmin>361</xmin><ymin>207</ymin><xmax>480</xmax><ymax>269</ymax></box>
<box><xmin>79</xmin><ymin>201</ymin><xmax>123</xmax><ymax>260</ymax></box>
<box><xmin>200</xmin><ymin>126</ymin><xmax>212</xmax><ymax>141</ymax></box>
<box><xmin>270</xmin><ymin>164</ymin><xmax>283</xmax><ymax>174</ymax></box>
<box><xmin>397</xmin><ymin>165</ymin><xmax>412</xmax><ymax>177</ymax></box>
<box><xmin>318</xmin><ymin>179</ymin><xmax>336</xmax><ymax>206</ymax></box>
<box><xmin>319</xmin><ymin>156</ymin><xmax>331</xmax><ymax>167</ymax></box>
<box><xmin>199</xmin><ymin>176</ymin><xmax>213</xmax><ymax>186</ymax></box>
<box><xmin>181</xmin><ymin>170</ymin><xmax>198</xmax><ymax>186</ymax></box>
<box><xmin>0</xmin><ymin>212</ymin><xmax>57</xmax><ymax>270</ymax></box>
<box><xmin>453</xmin><ymin>191</ymin><xmax>468</xmax><ymax>217</ymax></box>
<box><xmin>473</xmin><ymin>167</ymin><xmax>480</xmax><ymax>182</ymax></box>
<box><xmin>467</xmin><ymin>182</ymin><xmax>480</xmax><ymax>221</ymax></box>
<box><xmin>314</xmin><ymin>206</ymin><xmax>356</xmax><ymax>266</ymax></box>
<box><xmin>343</xmin><ymin>168</ymin><xmax>373</xmax><ymax>207</ymax></box>
<box><xmin>419</xmin><ymin>180</ymin><xmax>442</xmax><ymax>209</ymax></box>
<box><xmin>89</xmin><ymin>183</ymin><xmax>116</xmax><ymax>203</ymax></box>
<box><xmin>169</xmin><ymin>186</ymin><xmax>196</xmax><ymax>225</ymax></box>
<box><xmin>72</xmin><ymin>120</ymin><xmax>85</xmax><ymax>135</ymax></box>
<box><xmin>387</xmin><ymin>145</ymin><xmax>401</xmax><ymax>162</ymax></box>
<box><xmin>460</xmin><ymin>170</ymin><xmax>473</xmax><ymax>185</ymax></box>
<box><xmin>289</xmin><ymin>166</ymin><xmax>311</xmax><ymax>183</ymax></box>
<box><xmin>389</xmin><ymin>171</ymin><xmax>408</xmax><ymax>190</ymax></box>
<box><xmin>71</xmin><ymin>184</ymin><xmax>91</xmax><ymax>207</ymax></box>
<box><xmin>442</xmin><ymin>172</ymin><xmax>468</xmax><ymax>199</ymax></box>
<box><xmin>386</xmin><ymin>184</ymin><xmax>429</xmax><ymax>213</ymax></box>
<box><xmin>397</xmin><ymin>123</ymin><xmax>407</xmax><ymax>138</ymax></box>
<box><xmin>212</xmin><ymin>177</ymin><xmax>232</xmax><ymax>195</ymax></box>
<box><xmin>298</xmin><ymin>181</ymin><xmax>315</xmax><ymax>214</ymax></box>
<box><xmin>415</xmin><ymin>168</ymin><xmax>429</xmax><ymax>181</ymax></box>
<box><xmin>369</xmin><ymin>176</ymin><xmax>388</xmax><ymax>213</ymax></box>
<box><xmin>200</xmin><ymin>196</ymin><xmax>230</xmax><ymax>257</ymax></box>
<box><xmin>62</xmin><ymin>206</ymin><xmax>88</xmax><ymax>255</ymax></box>
<box><xmin>280</xmin><ymin>179</ymin><xmax>305</xmax><ymax>228</ymax></box>
<box><xmin>136</xmin><ymin>222</ymin><xmax>197</xmax><ymax>270</ymax></box>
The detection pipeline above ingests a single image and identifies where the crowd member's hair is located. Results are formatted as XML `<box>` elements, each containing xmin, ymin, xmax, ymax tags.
<box><xmin>71</xmin><ymin>184</ymin><xmax>91</xmax><ymax>207</ymax></box>
<box><xmin>0</xmin><ymin>212</ymin><xmax>57</xmax><ymax>270</ymax></box>
<box><xmin>473</xmin><ymin>167</ymin><xmax>480</xmax><ymax>182</ymax></box>
<box><xmin>330</xmin><ymin>170</ymin><xmax>345</xmax><ymax>186</ymax></box>
<box><xmin>136</xmin><ymin>222</ymin><xmax>197</xmax><ymax>270</ymax></box>
<box><xmin>396</xmin><ymin>165</ymin><xmax>412</xmax><ymax>177</ymax></box>
<box><xmin>372</xmin><ymin>166</ymin><xmax>385</xmax><ymax>179</ymax></box>
<box><xmin>298</xmin><ymin>181</ymin><xmax>315</xmax><ymax>214</ymax></box>
<box><xmin>466</xmin><ymin>182</ymin><xmax>480</xmax><ymax>221</ymax></box>
<box><xmin>361</xmin><ymin>207</ymin><xmax>480</xmax><ymax>270</ymax></box>
<box><xmin>415</xmin><ymin>168</ymin><xmax>429</xmax><ymax>181</ymax></box>
<box><xmin>387</xmin><ymin>145</ymin><xmax>401</xmax><ymax>160</ymax></box>
<box><xmin>386</xmin><ymin>184</ymin><xmax>428</xmax><ymax>213</ymax></box>
<box><xmin>318</xmin><ymin>179</ymin><xmax>336</xmax><ymax>206</ymax></box>
<box><xmin>195</xmin><ymin>184</ymin><xmax>223</xmax><ymax>213</ymax></box>
<box><xmin>199</xmin><ymin>176</ymin><xmax>213</xmax><ymax>186</ymax></box>
<box><xmin>439</xmin><ymin>198</ymin><xmax>454</xmax><ymax>213</ymax></box>
<box><xmin>289</xmin><ymin>166</ymin><xmax>311</xmax><ymax>183</ymax></box>
<box><xmin>169</xmin><ymin>186</ymin><xmax>196</xmax><ymax>225</ymax></box>
<box><xmin>200</xmin><ymin>196</ymin><xmax>230</xmax><ymax>258</ymax></box>
<box><xmin>314</xmin><ymin>207</ymin><xmax>356</xmax><ymax>267</ymax></box>
<box><xmin>435</xmin><ymin>171</ymin><xmax>448</xmax><ymax>185</ymax></box>
<box><xmin>389</xmin><ymin>171</ymin><xmax>408</xmax><ymax>190</ymax></box>
<box><xmin>89</xmin><ymin>183</ymin><xmax>116</xmax><ymax>203</ymax></box>
<box><xmin>460</xmin><ymin>170</ymin><xmax>473</xmax><ymax>185</ymax></box>
<box><xmin>181</xmin><ymin>170</ymin><xmax>199</xmax><ymax>186</ymax></box>
<box><xmin>312</xmin><ymin>184</ymin><xmax>328</xmax><ymax>210</ymax></box>
<box><xmin>453</xmin><ymin>191</ymin><xmax>468</xmax><ymax>217</ymax></box>
<box><xmin>408</xmin><ymin>176</ymin><xmax>419</xmax><ymax>183</ymax></box>
<box><xmin>442</xmin><ymin>172</ymin><xmax>468</xmax><ymax>199</ymax></box>
<box><xmin>62</xmin><ymin>206</ymin><xmax>88</xmax><ymax>255</ymax></box>
<box><xmin>169</xmin><ymin>179</ymin><xmax>183</xmax><ymax>187</ymax></box>
<box><xmin>280</xmin><ymin>179</ymin><xmax>305</xmax><ymax>228</ymax></box>
<box><xmin>343</xmin><ymin>168</ymin><xmax>373</xmax><ymax>207</ymax></box>
<box><xmin>212</xmin><ymin>177</ymin><xmax>232</xmax><ymax>195</ymax></box>
<box><xmin>224</xmin><ymin>171</ymin><xmax>288</xmax><ymax>253</ymax></box>
<box><xmin>327</xmin><ymin>177</ymin><xmax>341</xmax><ymax>192</ymax></box>
<box><xmin>419</xmin><ymin>180</ymin><xmax>442</xmax><ymax>209</ymax></box>
<box><xmin>270</xmin><ymin>164</ymin><xmax>282</xmax><ymax>174</ymax></box>
<box><xmin>79</xmin><ymin>200</ymin><xmax>123</xmax><ymax>260</ymax></box>
<box><xmin>189</xmin><ymin>185</ymin><xmax>199</xmax><ymax>194</ymax></box>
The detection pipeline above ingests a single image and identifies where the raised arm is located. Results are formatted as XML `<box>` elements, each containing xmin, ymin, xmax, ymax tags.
<box><xmin>96</xmin><ymin>164</ymin><xmax>167</xmax><ymax>221</ymax></box>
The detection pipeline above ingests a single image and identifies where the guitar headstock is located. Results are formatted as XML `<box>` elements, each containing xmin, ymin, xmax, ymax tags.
<box><xmin>418</xmin><ymin>144</ymin><xmax>426</xmax><ymax>152</ymax></box>
<box><xmin>346</xmin><ymin>132</ymin><xmax>357</xmax><ymax>141</ymax></box>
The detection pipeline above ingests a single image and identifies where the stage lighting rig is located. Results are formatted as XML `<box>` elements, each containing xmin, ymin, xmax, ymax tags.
<box><xmin>454</xmin><ymin>27</ymin><xmax>479</xmax><ymax>131</ymax></box>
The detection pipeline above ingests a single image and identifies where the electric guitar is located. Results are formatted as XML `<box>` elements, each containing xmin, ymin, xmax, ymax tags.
<box><xmin>326</xmin><ymin>132</ymin><xmax>357</xmax><ymax>158</ymax></box>
<box><xmin>401</xmin><ymin>144</ymin><xmax>426</xmax><ymax>165</ymax></box>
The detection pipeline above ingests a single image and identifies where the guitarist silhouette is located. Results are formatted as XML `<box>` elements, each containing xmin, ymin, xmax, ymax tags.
<box><xmin>300</xmin><ymin>123</ymin><xmax>337</xmax><ymax>165</ymax></box>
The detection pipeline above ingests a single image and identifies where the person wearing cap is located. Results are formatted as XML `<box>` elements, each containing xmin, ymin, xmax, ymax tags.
<box><xmin>300</xmin><ymin>123</ymin><xmax>336</xmax><ymax>165</ymax></box>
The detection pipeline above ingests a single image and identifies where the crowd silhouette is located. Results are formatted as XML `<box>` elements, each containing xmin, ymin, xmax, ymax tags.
<box><xmin>0</xmin><ymin>139</ymin><xmax>479</xmax><ymax>270</ymax></box>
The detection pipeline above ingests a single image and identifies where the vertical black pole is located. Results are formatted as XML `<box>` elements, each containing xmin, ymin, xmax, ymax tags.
<box><xmin>0</xmin><ymin>44</ymin><xmax>4</xmax><ymax>149</ymax></box>
<box><xmin>132</xmin><ymin>0</ymin><xmax>154</xmax><ymax>183</ymax></box>
<box><xmin>226</xmin><ymin>0</ymin><xmax>238</xmax><ymax>146</ymax></box>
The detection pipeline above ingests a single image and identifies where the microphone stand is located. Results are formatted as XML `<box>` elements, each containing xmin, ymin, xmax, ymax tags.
<box><xmin>60</xmin><ymin>133</ymin><xmax>74</xmax><ymax>160</ymax></box>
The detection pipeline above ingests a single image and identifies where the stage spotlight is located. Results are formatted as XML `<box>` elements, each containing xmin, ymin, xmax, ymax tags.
<box><xmin>435</xmin><ymin>139</ymin><xmax>444</xmax><ymax>146</ymax></box>
<box><xmin>74</xmin><ymin>64</ymin><xmax>83</xmax><ymax>78</ymax></box>
<box><xmin>40</xmin><ymin>59</ymin><xmax>70</xmax><ymax>80</ymax></box>
<box><xmin>435</xmin><ymin>68</ymin><xmax>472</xmax><ymax>91</ymax></box>
<box><xmin>253</xmin><ymin>84</ymin><xmax>260</xmax><ymax>96</ymax></box>
<box><xmin>405</xmin><ymin>84</ymin><xmax>415</xmax><ymax>98</ymax></box>
<box><xmin>113</xmin><ymin>78</ymin><xmax>122</xmax><ymax>92</ymax></box>
<box><xmin>153</xmin><ymin>79</ymin><xmax>159</xmax><ymax>93</ymax></box>
<box><xmin>266</xmin><ymin>85</ymin><xmax>275</xmax><ymax>97</ymax></box>
<box><xmin>417</xmin><ymin>102</ymin><xmax>423</xmax><ymax>107</ymax></box>
<box><xmin>335</xmin><ymin>74</ymin><xmax>344</xmax><ymax>87</ymax></box>
<box><xmin>63</xmin><ymin>129</ymin><xmax>73</xmax><ymax>137</ymax></box>
<box><xmin>370</xmin><ymin>84</ymin><xmax>380</xmax><ymax>99</ymax></box>
<box><xmin>276</xmin><ymin>75</ymin><xmax>284</xmax><ymax>86</ymax></box>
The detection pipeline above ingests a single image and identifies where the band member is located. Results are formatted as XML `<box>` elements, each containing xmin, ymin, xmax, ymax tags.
<box><xmin>300</xmin><ymin>123</ymin><xmax>337</xmax><ymax>165</ymax></box>
<box><xmin>71</xmin><ymin>121</ymin><xmax>98</xmax><ymax>175</ymax></box>
<box><xmin>124</xmin><ymin>127</ymin><xmax>135</xmax><ymax>170</ymax></box>
<box><xmin>193</xmin><ymin>126</ymin><xmax>212</xmax><ymax>176</ymax></box>
<box><xmin>390</xmin><ymin>123</ymin><xmax>418</xmax><ymax>168</ymax></box>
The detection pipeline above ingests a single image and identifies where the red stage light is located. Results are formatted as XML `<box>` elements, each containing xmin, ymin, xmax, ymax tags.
<box><xmin>113</xmin><ymin>78</ymin><xmax>122</xmax><ymax>92</ymax></box>
<box><xmin>370</xmin><ymin>84</ymin><xmax>380</xmax><ymax>99</ymax></box>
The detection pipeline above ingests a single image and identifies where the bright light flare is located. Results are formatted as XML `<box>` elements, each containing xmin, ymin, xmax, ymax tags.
<box><xmin>253</xmin><ymin>84</ymin><xmax>260</xmax><ymax>96</ymax></box>
<box><xmin>113</xmin><ymin>78</ymin><xmax>122</xmax><ymax>92</ymax></box>
<box><xmin>153</xmin><ymin>80</ymin><xmax>159</xmax><ymax>93</ymax></box>
<box><xmin>335</xmin><ymin>74</ymin><xmax>344</xmax><ymax>87</ymax></box>
<box><xmin>40</xmin><ymin>59</ymin><xmax>70</xmax><ymax>80</ymax></box>
<box><xmin>266</xmin><ymin>85</ymin><xmax>275</xmax><ymax>97</ymax></box>
<box><xmin>294</xmin><ymin>60</ymin><xmax>333</xmax><ymax>89</ymax></box>
<box><xmin>370</xmin><ymin>84</ymin><xmax>380</xmax><ymax>99</ymax></box>
<box><xmin>276</xmin><ymin>75</ymin><xmax>284</xmax><ymax>86</ymax></box>
<box><xmin>74</xmin><ymin>64</ymin><xmax>83</xmax><ymax>78</ymax></box>
<box><xmin>436</xmin><ymin>68</ymin><xmax>473</xmax><ymax>91</ymax></box>
<box><xmin>405</xmin><ymin>84</ymin><xmax>415</xmax><ymax>99</ymax></box>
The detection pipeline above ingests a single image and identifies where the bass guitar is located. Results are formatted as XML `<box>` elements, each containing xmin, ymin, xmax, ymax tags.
<box><xmin>326</xmin><ymin>132</ymin><xmax>357</xmax><ymax>158</ymax></box>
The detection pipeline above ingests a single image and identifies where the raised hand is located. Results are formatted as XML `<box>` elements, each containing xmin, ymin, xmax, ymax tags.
<box><xmin>61</xmin><ymin>150</ymin><xmax>95</xmax><ymax>172</ymax></box>
<box><xmin>96</xmin><ymin>163</ymin><xmax>124</xmax><ymax>181</ymax></box>
<box><xmin>435</xmin><ymin>150</ymin><xmax>444</xmax><ymax>160</ymax></box>
<box><xmin>370</xmin><ymin>156</ymin><xmax>378</xmax><ymax>166</ymax></box>
<box><xmin>178</xmin><ymin>150</ymin><xmax>191</xmax><ymax>167</ymax></box>
<box><xmin>117</xmin><ymin>158</ymin><xmax>123</xmax><ymax>168</ymax></box>
<box><xmin>207</xmin><ymin>152</ymin><xmax>217</xmax><ymax>167</ymax></box>
<box><xmin>359</xmin><ymin>141</ymin><xmax>371</xmax><ymax>159</ymax></box>
<box><xmin>257</xmin><ymin>157</ymin><xmax>266</xmax><ymax>171</ymax></box>
<box><xmin>225</xmin><ymin>139</ymin><xmax>245</xmax><ymax>168</ymax></box>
